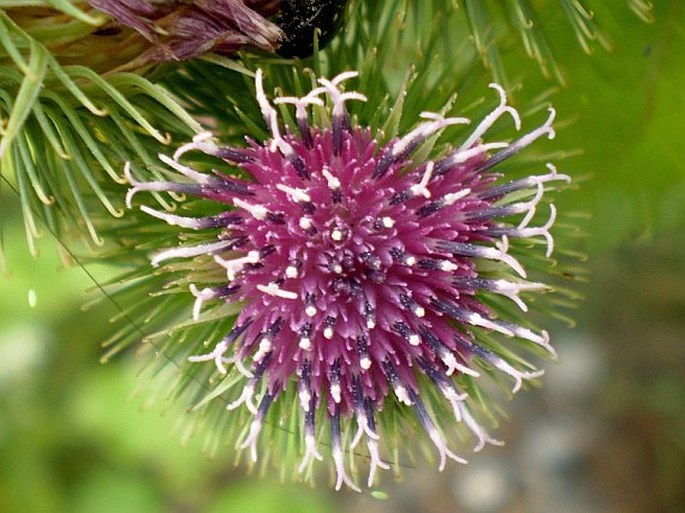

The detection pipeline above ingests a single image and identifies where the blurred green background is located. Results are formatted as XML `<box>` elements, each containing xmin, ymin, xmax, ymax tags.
<box><xmin>1</xmin><ymin>2</ymin><xmax>684</xmax><ymax>513</ymax></box>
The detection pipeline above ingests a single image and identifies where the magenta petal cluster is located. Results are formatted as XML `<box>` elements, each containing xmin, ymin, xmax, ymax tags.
<box><xmin>126</xmin><ymin>70</ymin><xmax>569</xmax><ymax>490</ymax></box>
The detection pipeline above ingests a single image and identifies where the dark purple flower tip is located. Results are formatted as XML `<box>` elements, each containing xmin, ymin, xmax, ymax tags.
<box><xmin>87</xmin><ymin>0</ymin><xmax>283</xmax><ymax>64</ymax></box>
<box><xmin>126</xmin><ymin>69</ymin><xmax>570</xmax><ymax>490</ymax></box>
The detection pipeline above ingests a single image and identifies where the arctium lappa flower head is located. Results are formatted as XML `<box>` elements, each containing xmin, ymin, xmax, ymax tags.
<box><xmin>125</xmin><ymin>69</ymin><xmax>570</xmax><ymax>491</ymax></box>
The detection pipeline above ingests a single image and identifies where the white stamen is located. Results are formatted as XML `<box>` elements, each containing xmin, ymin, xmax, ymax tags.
<box><xmin>173</xmin><ymin>131</ymin><xmax>217</xmax><ymax>160</ymax></box>
<box><xmin>457</xmin><ymin>83</ymin><xmax>521</xmax><ymax>153</ymax></box>
<box><xmin>226</xmin><ymin>384</ymin><xmax>258</xmax><ymax>414</ymax></box>
<box><xmin>150</xmin><ymin>240</ymin><xmax>234</xmax><ymax>267</ymax></box>
<box><xmin>321</xmin><ymin>166</ymin><xmax>341</xmax><ymax>190</ymax></box>
<box><xmin>276</xmin><ymin>183</ymin><xmax>311</xmax><ymax>203</ymax></box>
<box><xmin>509</xmin><ymin>294</ymin><xmax>529</xmax><ymax>312</ymax></box>
<box><xmin>414</xmin><ymin>306</ymin><xmax>426</xmax><ymax>318</ymax></box>
<box><xmin>478</xmin><ymin>237</ymin><xmax>527</xmax><ymax>278</ymax></box>
<box><xmin>499</xmin><ymin>163</ymin><xmax>570</xmax><ymax>197</ymax></box>
<box><xmin>442</xmin><ymin>385</ymin><xmax>469</xmax><ymax>414</ymax></box>
<box><xmin>336</xmin><ymin>92</ymin><xmax>368</xmax><ymax>115</ymax></box>
<box><xmin>405</xmin><ymin>255</ymin><xmax>417</xmax><ymax>266</ymax></box>
<box><xmin>514</xmin><ymin>181</ymin><xmax>546</xmax><ymax>229</ymax></box>
<box><xmin>544</xmin><ymin>162</ymin><xmax>571</xmax><ymax>183</ymax></box>
<box><xmin>256</xmin><ymin>282</ymin><xmax>298</xmax><ymax>300</ymax></box>
<box><xmin>348</xmin><ymin>410</ymin><xmax>389</xmax><ymax>487</ymax></box>
<box><xmin>298</xmin><ymin>433</ymin><xmax>324</xmax><ymax>474</ymax></box>
<box><xmin>467</xmin><ymin>312</ymin><xmax>515</xmax><ymax>336</ymax></box>
<box><xmin>330</xmin><ymin>383</ymin><xmax>342</xmax><ymax>404</ymax></box>
<box><xmin>491</xmin><ymin>279</ymin><xmax>547</xmax><ymax>312</ymax></box>
<box><xmin>317</xmin><ymin>76</ymin><xmax>367</xmax><ymax>116</ymax></box>
<box><xmin>394</xmin><ymin>385</ymin><xmax>413</xmax><ymax>406</ymax></box>
<box><xmin>393</xmin><ymin>114</ymin><xmax>469</xmax><ymax>157</ymax></box>
<box><xmin>317</xmin><ymin>73</ymin><xmax>367</xmax><ymax>120</ymax></box>
<box><xmin>382</xmin><ymin>216</ymin><xmax>395</xmax><ymax>228</ymax></box>
<box><xmin>123</xmin><ymin>162</ymin><xmax>143</xmax><ymax>208</ymax></box>
<box><xmin>299</xmin><ymin>217</ymin><xmax>313</xmax><ymax>230</ymax></box>
<box><xmin>189</xmin><ymin>283</ymin><xmax>216</xmax><ymax>320</ymax></box>
<box><xmin>273</xmin><ymin>95</ymin><xmax>324</xmax><ymax>121</ymax></box>
<box><xmin>366</xmin><ymin>318</ymin><xmax>376</xmax><ymax>329</ymax></box>
<box><xmin>255</xmin><ymin>69</ymin><xmax>276</xmax><ymax>128</ymax></box>
<box><xmin>323</xmin><ymin>327</ymin><xmax>334</xmax><ymax>339</ymax></box>
<box><xmin>332</xmin><ymin>445</ymin><xmax>361</xmax><ymax>492</ymax></box>
<box><xmin>350</xmin><ymin>417</ymin><xmax>366</xmax><ymax>449</ymax></box>
<box><xmin>491</xmin><ymin>358</ymin><xmax>545</xmax><ymax>394</ymax></box>
<box><xmin>439</xmin><ymin>260</ymin><xmax>458</xmax><ymax>272</ymax></box>
<box><xmin>441</xmin><ymin>351</ymin><xmax>481</xmax><ymax>377</ymax></box>
<box><xmin>252</xmin><ymin>337</ymin><xmax>272</xmax><ymax>363</ymax></box>
<box><xmin>298</xmin><ymin>388</ymin><xmax>311</xmax><ymax>412</ymax></box>
<box><xmin>443</xmin><ymin>188</ymin><xmax>471</xmax><ymax>206</ymax></box>
<box><xmin>410</xmin><ymin>161</ymin><xmax>435</xmax><ymax>198</ymax></box>
<box><xmin>514</xmin><ymin>204</ymin><xmax>558</xmax><ymax>257</ymax></box>
<box><xmin>139</xmin><ymin>205</ymin><xmax>203</xmax><ymax>230</ymax></box>
<box><xmin>270</xmin><ymin>123</ymin><xmax>295</xmax><ymax>156</ymax></box>
<box><xmin>255</xmin><ymin>70</ymin><xmax>295</xmax><ymax>157</ymax></box>
<box><xmin>305</xmin><ymin>305</ymin><xmax>317</xmax><ymax>317</ymax></box>
<box><xmin>330</xmin><ymin>70</ymin><xmax>360</xmax><ymax>85</ymax></box>
<box><xmin>462</xmin><ymin>406</ymin><xmax>504</xmax><ymax>452</ymax></box>
<box><xmin>238</xmin><ymin>417</ymin><xmax>263</xmax><ymax>463</ymax></box>
<box><xmin>366</xmin><ymin>438</ymin><xmax>390</xmax><ymax>487</ymax></box>
<box><xmin>441</xmin><ymin>142</ymin><xmax>509</xmax><ymax>168</ymax></box>
<box><xmin>408</xmin><ymin>334</ymin><xmax>421</xmax><ymax>346</ymax></box>
<box><xmin>511</xmin><ymin>327</ymin><xmax>557</xmax><ymax>358</ymax></box>
<box><xmin>299</xmin><ymin>337</ymin><xmax>312</xmax><ymax>350</ymax></box>
<box><xmin>351</xmin><ymin>412</ymin><xmax>380</xmax><ymax>450</ymax></box>
<box><xmin>419</xmin><ymin>111</ymin><xmax>451</xmax><ymax>121</ymax></box>
<box><xmin>360</xmin><ymin>357</ymin><xmax>372</xmax><ymax>370</ymax></box>
<box><xmin>224</xmin><ymin>354</ymin><xmax>254</xmax><ymax>378</ymax></box>
<box><xmin>274</xmin><ymin>94</ymin><xmax>325</xmax><ymax>109</ymax></box>
<box><xmin>233</xmin><ymin>198</ymin><xmax>268</xmax><ymax>220</ymax></box>
<box><xmin>330</xmin><ymin>229</ymin><xmax>344</xmax><ymax>241</ymax></box>
<box><xmin>214</xmin><ymin>250</ymin><xmax>260</xmax><ymax>280</ymax></box>
<box><xmin>158</xmin><ymin>153</ymin><xmax>213</xmax><ymax>184</ymax></box>
<box><xmin>510</xmin><ymin>107</ymin><xmax>557</xmax><ymax>151</ymax></box>
<box><xmin>426</xmin><ymin>426</ymin><xmax>468</xmax><ymax>471</ymax></box>
<box><xmin>285</xmin><ymin>265</ymin><xmax>299</xmax><ymax>279</ymax></box>
<box><xmin>187</xmin><ymin>339</ymin><xmax>230</xmax><ymax>374</ymax></box>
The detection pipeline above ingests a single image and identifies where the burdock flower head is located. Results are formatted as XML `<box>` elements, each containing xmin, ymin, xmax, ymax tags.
<box><xmin>126</xmin><ymin>70</ymin><xmax>569</xmax><ymax>491</ymax></box>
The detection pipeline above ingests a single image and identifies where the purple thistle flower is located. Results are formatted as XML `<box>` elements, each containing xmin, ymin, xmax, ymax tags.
<box><xmin>126</xmin><ymin>70</ymin><xmax>570</xmax><ymax>491</ymax></box>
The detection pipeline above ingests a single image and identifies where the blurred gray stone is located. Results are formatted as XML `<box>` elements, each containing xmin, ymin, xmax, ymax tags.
<box><xmin>451</xmin><ymin>457</ymin><xmax>515</xmax><ymax>513</ymax></box>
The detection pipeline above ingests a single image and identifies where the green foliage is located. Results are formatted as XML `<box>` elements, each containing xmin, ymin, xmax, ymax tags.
<box><xmin>0</xmin><ymin>9</ymin><xmax>202</xmax><ymax>255</ymax></box>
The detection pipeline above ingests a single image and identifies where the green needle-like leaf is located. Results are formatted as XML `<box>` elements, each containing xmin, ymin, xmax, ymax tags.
<box><xmin>0</xmin><ymin>39</ymin><xmax>47</xmax><ymax>159</ymax></box>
